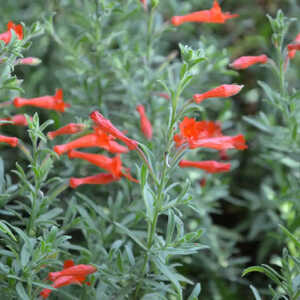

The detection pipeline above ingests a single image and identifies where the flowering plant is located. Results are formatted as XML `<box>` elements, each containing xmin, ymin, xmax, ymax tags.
<box><xmin>0</xmin><ymin>1</ymin><xmax>299</xmax><ymax>299</ymax></box>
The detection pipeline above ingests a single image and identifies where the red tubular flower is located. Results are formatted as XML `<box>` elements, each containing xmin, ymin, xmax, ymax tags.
<box><xmin>136</xmin><ymin>105</ymin><xmax>153</xmax><ymax>140</ymax></box>
<box><xmin>287</xmin><ymin>43</ymin><xmax>300</xmax><ymax>51</ymax></box>
<box><xmin>13</xmin><ymin>89</ymin><xmax>70</xmax><ymax>112</ymax></box>
<box><xmin>193</xmin><ymin>84</ymin><xmax>243</xmax><ymax>104</ymax></box>
<box><xmin>229</xmin><ymin>55</ymin><xmax>268</xmax><ymax>70</ymax></box>
<box><xmin>69</xmin><ymin>173</ymin><xmax>120</xmax><ymax>188</ymax></box>
<box><xmin>90</xmin><ymin>111</ymin><xmax>138</xmax><ymax>150</ymax></box>
<box><xmin>68</xmin><ymin>150</ymin><xmax>122</xmax><ymax>178</ymax></box>
<box><xmin>40</xmin><ymin>260</ymin><xmax>96</xmax><ymax>299</ymax></box>
<box><xmin>53</xmin><ymin>132</ymin><xmax>128</xmax><ymax>155</ymax></box>
<box><xmin>0</xmin><ymin>135</ymin><xmax>18</xmax><ymax>147</ymax></box>
<box><xmin>0</xmin><ymin>114</ymin><xmax>29</xmax><ymax>126</ymax></box>
<box><xmin>179</xmin><ymin>159</ymin><xmax>231</xmax><ymax>173</ymax></box>
<box><xmin>0</xmin><ymin>21</ymin><xmax>23</xmax><ymax>44</ymax></box>
<box><xmin>174</xmin><ymin>117</ymin><xmax>222</xmax><ymax>148</ymax></box>
<box><xmin>48</xmin><ymin>123</ymin><xmax>85</xmax><ymax>140</ymax></box>
<box><xmin>288</xmin><ymin>33</ymin><xmax>300</xmax><ymax>59</ymax></box>
<box><xmin>16</xmin><ymin>57</ymin><xmax>41</xmax><ymax>66</ymax></box>
<box><xmin>49</xmin><ymin>264</ymin><xmax>97</xmax><ymax>282</ymax></box>
<box><xmin>171</xmin><ymin>0</ymin><xmax>238</xmax><ymax>26</ymax></box>
<box><xmin>189</xmin><ymin>134</ymin><xmax>247</xmax><ymax>151</ymax></box>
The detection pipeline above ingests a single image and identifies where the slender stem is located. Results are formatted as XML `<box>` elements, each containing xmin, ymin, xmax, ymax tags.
<box><xmin>146</xmin><ymin>7</ymin><xmax>155</xmax><ymax>64</ymax></box>
<box><xmin>135</xmin><ymin>74</ymin><xmax>183</xmax><ymax>299</ymax></box>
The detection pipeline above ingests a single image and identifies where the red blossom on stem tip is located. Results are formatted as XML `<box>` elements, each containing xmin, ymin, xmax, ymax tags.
<box><xmin>174</xmin><ymin>117</ymin><xmax>222</xmax><ymax>148</ymax></box>
<box><xmin>53</xmin><ymin>132</ymin><xmax>128</xmax><ymax>155</ymax></box>
<box><xmin>48</xmin><ymin>264</ymin><xmax>97</xmax><ymax>282</ymax></box>
<box><xmin>171</xmin><ymin>0</ymin><xmax>238</xmax><ymax>26</ymax></box>
<box><xmin>40</xmin><ymin>261</ymin><xmax>96</xmax><ymax>299</ymax></box>
<box><xmin>193</xmin><ymin>84</ymin><xmax>243</xmax><ymax>104</ymax></box>
<box><xmin>0</xmin><ymin>135</ymin><xmax>18</xmax><ymax>147</ymax></box>
<box><xmin>0</xmin><ymin>114</ymin><xmax>29</xmax><ymax>126</ymax></box>
<box><xmin>229</xmin><ymin>55</ymin><xmax>268</xmax><ymax>70</ymax></box>
<box><xmin>288</xmin><ymin>33</ymin><xmax>300</xmax><ymax>59</ymax></box>
<box><xmin>16</xmin><ymin>57</ymin><xmax>41</xmax><ymax>66</ymax></box>
<box><xmin>189</xmin><ymin>134</ymin><xmax>247</xmax><ymax>151</ymax></box>
<box><xmin>179</xmin><ymin>159</ymin><xmax>231</xmax><ymax>173</ymax></box>
<box><xmin>70</xmin><ymin>173</ymin><xmax>120</xmax><ymax>188</ymax></box>
<box><xmin>287</xmin><ymin>43</ymin><xmax>300</xmax><ymax>51</ymax></box>
<box><xmin>0</xmin><ymin>21</ymin><xmax>23</xmax><ymax>44</ymax></box>
<box><xmin>90</xmin><ymin>111</ymin><xmax>138</xmax><ymax>150</ymax></box>
<box><xmin>47</xmin><ymin>123</ymin><xmax>85</xmax><ymax>140</ymax></box>
<box><xmin>68</xmin><ymin>150</ymin><xmax>122</xmax><ymax>178</ymax></box>
<box><xmin>13</xmin><ymin>89</ymin><xmax>70</xmax><ymax>112</ymax></box>
<box><xmin>136</xmin><ymin>105</ymin><xmax>153</xmax><ymax>140</ymax></box>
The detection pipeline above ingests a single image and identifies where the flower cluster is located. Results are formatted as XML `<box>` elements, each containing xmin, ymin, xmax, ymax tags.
<box><xmin>40</xmin><ymin>260</ymin><xmax>97</xmax><ymax>299</ymax></box>
<box><xmin>0</xmin><ymin>21</ymin><xmax>23</xmax><ymax>44</ymax></box>
<box><xmin>174</xmin><ymin>116</ymin><xmax>247</xmax><ymax>174</ymax></box>
<box><xmin>171</xmin><ymin>0</ymin><xmax>238</xmax><ymax>26</ymax></box>
<box><xmin>53</xmin><ymin>111</ymin><xmax>139</xmax><ymax>188</ymax></box>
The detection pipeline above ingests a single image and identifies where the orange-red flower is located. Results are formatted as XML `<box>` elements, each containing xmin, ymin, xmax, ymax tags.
<box><xmin>68</xmin><ymin>150</ymin><xmax>122</xmax><ymax>178</ymax></box>
<box><xmin>40</xmin><ymin>260</ymin><xmax>96</xmax><ymax>299</ymax></box>
<box><xmin>90</xmin><ymin>111</ymin><xmax>138</xmax><ymax>150</ymax></box>
<box><xmin>13</xmin><ymin>89</ymin><xmax>70</xmax><ymax>112</ymax></box>
<box><xmin>179</xmin><ymin>159</ymin><xmax>231</xmax><ymax>173</ymax></box>
<box><xmin>0</xmin><ymin>135</ymin><xmax>18</xmax><ymax>147</ymax></box>
<box><xmin>288</xmin><ymin>33</ymin><xmax>300</xmax><ymax>59</ymax></box>
<box><xmin>287</xmin><ymin>43</ymin><xmax>300</xmax><ymax>51</ymax></box>
<box><xmin>174</xmin><ymin>117</ymin><xmax>247</xmax><ymax>151</ymax></box>
<box><xmin>171</xmin><ymin>0</ymin><xmax>238</xmax><ymax>26</ymax></box>
<box><xmin>229</xmin><ymin>55</ymin><xmax>268</xmax><ymax>70</ymax></box>
<box><xmin>48</xmin><ymin>123</ymin><xmax>85</xmax><ymax>140</ymax></box>
<box><xmin>53</xmin><ymin>132</ymin><xmax>128</xmax><ymax>155</ymax></box>
<box><xmin>70</xmin><ymin>173</ymin><xmax>120</xmax><ymax>188</ymax></box>
<box><xmin>174</xmin><ymin>117</ymin><xmax>222</xmax><ymax>148</ymax></box>
<box><xmin>189</xmin><ymin>134</ymin><xmax>247</xmax><ymax>151</ymax></box>
<box><xmin>0</xmin><ymin>114</ymin><xmax>29</xmax><ymax>126</ymax></box>
<box><xmin>193</xmin><ymin>84</ymin><xmax>243</xmax><ymax>104</ymax></box>
<box><xmin>0</xmin><ymin>21</ymin><xmax>23</xmax><ymax>44</ymax></box>
<box><xmin>136</xmin><ymin>105</ymin><xmax>153</xmax><ymax>140</ymax></box>
<box><xmin>48</xmin><ymin>263</ymin><xmax>97</xmax><ymax>282</ymax></box>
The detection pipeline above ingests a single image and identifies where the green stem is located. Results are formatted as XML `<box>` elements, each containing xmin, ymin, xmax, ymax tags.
<box><xmin>135</xmin><ymin>78</ymin><xmax>182</xmax><ymax>299</ymax></box>
<box><xmin>146</xmin><ymin>7</ymin><xmax>155</xmax><ymax>64</ymax></box>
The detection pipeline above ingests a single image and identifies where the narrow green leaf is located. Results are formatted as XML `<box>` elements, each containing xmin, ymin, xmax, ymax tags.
<box><xmin>114</xmin><ymin>222</ymin><xmax>146</xmax><ymax>250</ymax></box>
<box><xmin>16</xmin><ymin>282</ymin><xmax>30</xmax><ymax>300</ymax></box>
<box><xmin>36</xmin><ymin>208</ymin><xmax>63</xmax><ymax>223</ymax></box>
<box><xmin>0</xmin><ymin>221</ymin><xmax>17</xmax><ymax>241</ymax></box>
<box><xmin>188</xmin><ymin>283</ymin><xmax>201</xmax><ymax>300</ymax></box>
